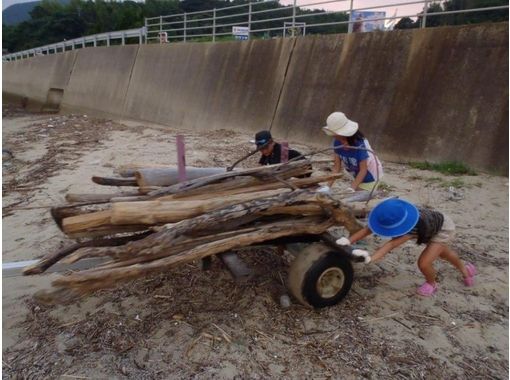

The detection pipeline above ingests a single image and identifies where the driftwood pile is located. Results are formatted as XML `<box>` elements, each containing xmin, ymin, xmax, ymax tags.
<box><xmin>24</xmin><ymin>160</ymin><xmax>363</xmax><ymax>304</ymax></box>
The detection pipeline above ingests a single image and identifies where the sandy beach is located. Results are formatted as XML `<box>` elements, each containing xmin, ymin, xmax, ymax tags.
<box><xmin>2</xmin><ymin>104</ymin><xmax>508</xmax><ymax>378</ymax></box>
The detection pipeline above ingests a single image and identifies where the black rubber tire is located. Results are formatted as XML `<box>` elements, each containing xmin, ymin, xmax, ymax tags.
<box><xmin>287</xmin><ymin>243</ymin><xmax>353</xmax><ymax>308</ymax></box>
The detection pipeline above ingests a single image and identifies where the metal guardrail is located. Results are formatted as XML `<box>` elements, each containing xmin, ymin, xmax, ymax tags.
<box><xmin>144</xmin><ymin>0</ymin><xmax>508</xmax><ymax>42</ymax></box>
<box><xmin>3</xmin><ymin>0</ymin><xmax>508</xmax><ymax>61</ymax></box>
<box><xmin>3</xmin><ymin>27</ymin><xmax>145</xmax><ymax>61</ymax></box>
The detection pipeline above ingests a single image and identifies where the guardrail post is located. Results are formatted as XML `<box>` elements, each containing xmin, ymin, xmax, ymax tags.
<box><xmin>82</xmin><ymin>39</ymin><xmax>85</xmax><ymax>48</ymax></box>
<box><xmin>213</xmin><ymin>8</ymin><xmax>216</xmax><ymax>42</ymax></box>
<box><xmin>106</xmin><ymin>34</ymin><xmax>110</xmax><ymax>47</ymax></box>
<box><xmin>291</xmin><ymin>0</ymin><xmax>296</xmax><ymax>37</ymax></box>
<box><xmin>184</xmin><ymin>13</ymin><xmax>187</xmax><ymax>42</ymax></box>
<box><xmin>348</xmin><ymin>0</ymin><xmax>354</xmax><ymax>33</ymax></box>
<box><xmin>248</xmin><ymin>3</ymin><xmax>252</xmax><ymax>39</ymax></box>
<box><xmin>421</xmin><ymin>0</ymin><xmax>429</xmax><ymax>28</ymax></box>
<box><xmin>71</xmin><ymin>41</ymin><xmax>75</xmax><ymax>50</ymax></box>
<box><xmin>93</xmin><ymin>36</ymin><xmax>97</xmax><ymax>47</ymax></box>
<box><xmin>139</xmin><ymin>29</ymin><xmax>143</xmax><ymax>44</ymax></box>
<box><xmin>145</xmin><ymin>18</ymin><xmax>149</xmax><ymax>44</ymax></box>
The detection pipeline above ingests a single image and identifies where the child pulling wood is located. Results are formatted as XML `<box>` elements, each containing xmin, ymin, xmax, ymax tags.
<box><xmin>336</xmin><ymin>198</ymin><xmax>477</xmax><ymax>297</ymax></box>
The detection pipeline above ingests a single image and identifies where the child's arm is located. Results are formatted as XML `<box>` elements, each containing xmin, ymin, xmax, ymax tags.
<box><xmin>328</xmin><ymin>154</ymin><xmax>342</xmax><ymax>187</ymax></box>
<box><xmin>370</xmin><ymin>234</ymin><xmax>414</xmax><ymax>262</ymax></box>
<box><xmin>350</xmin><ymin>227</ymin><xmax>372</xmax><ymax>244</ymax></box>
<box><xmin>336</xmin><ymin>227</ymin><xmax>372</xmax><ymax>246</ymax></box>
<box><xmin>351</xmin><ymin>159</ymin><xmax>368</xmax><ymax>191</ymax></box>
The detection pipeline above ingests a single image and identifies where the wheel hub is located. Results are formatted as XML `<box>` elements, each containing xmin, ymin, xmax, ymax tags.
<box><xmin>316</xmin><ymin>267</ymin><xmax>345</xmax><ymax>298</ymax></box>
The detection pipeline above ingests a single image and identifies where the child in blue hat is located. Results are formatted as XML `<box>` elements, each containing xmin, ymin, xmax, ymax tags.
<box><xmin>336</xmin><ymin>198</ymin><xmax>476</xmax><ymax>297</ymax></box>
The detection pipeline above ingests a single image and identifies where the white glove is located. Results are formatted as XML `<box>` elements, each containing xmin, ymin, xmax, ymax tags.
<box><xmin>336</xmin><ymin>237</ymin><xmax>351</xmax><ymax>246</ymax></box>
<box><xmin>352</xmin><ymin>249</ymin><xmax>372</xmax><ymax>263</ymax></box>
<box><xmin>317</xmin><ymin>185</ymin><xmax>331</xmax><ymax>194</ymax></box>
<box><xmin>344</xmin><ymin>187</ymin><xmax>356</xmax><ymax>193</ymax></box>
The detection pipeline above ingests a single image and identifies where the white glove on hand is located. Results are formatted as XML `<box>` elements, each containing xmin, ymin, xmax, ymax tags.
<box><xmin>336</xmin><ymin>237</ymin><xmax>351</xmax><ymax>246</ymax></box>
<box><xmin>317</xmin><ymin>185</ymin><xmax>331</xmax><ymax>194</ymax></box>
<box><xmin>352</xmin><ymin>249</ymin><xmax>372</xmax><ymax>263</ymax></box>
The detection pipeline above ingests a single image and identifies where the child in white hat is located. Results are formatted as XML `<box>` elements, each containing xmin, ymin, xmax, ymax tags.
<box><xmin>322</xmin><ymin>112</ymin><xmax>383</xmax><ymax>193</ymax></box>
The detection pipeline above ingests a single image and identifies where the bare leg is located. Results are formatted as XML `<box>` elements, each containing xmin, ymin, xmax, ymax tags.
<box><xmin>417</xmin><ymin>243</ymin><xmax>445</xmax><ymax>284</ymax></box>
<box><xmin>439</xmin><ymin>245</ymin><xmax>469</xmax><ymax>278</ymax></box>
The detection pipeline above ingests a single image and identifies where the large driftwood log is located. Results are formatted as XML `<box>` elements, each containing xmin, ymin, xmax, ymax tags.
<box><xmin>110</xmin><ymin>189</ymin><xmax>288</xmax><ymax>225</ymax></box>
<box><xmin>159</xmin><ymin>173</ymin><xmax>341</xmax><ymax>201</ymax></box>
<box><xmin>92</xmin><ymin>176</ymin><xmax>138</xmax><ymax>186</ymax></box>
<box><xmin>22</xmin><ymin>231</ymin><xmax>153</xmax><ymax>275</ymax></box>
<box><xmin>63</xmin><ymin>190</ymin><xmax>361</xmax><ymax>262</ymax></box>
<box><xmin>66</xmin><ymin>225</ymin><xmax>151</xmax><ymax>239</ymax></box>
<box><xmin>35</xmin><ymin>217</ymin><xmax>334</xmax><ymax>304</ymax></box>
<box><xmin>62</xmin><ymin>210</ymin><xmax>112</xmax><ymax>234</ymax></box>
<box><xmin>65</xmin><ymin>191</ymin><xmax>141</xmax><ymax>203</ymax></box>
<box><xmin>64</xmin><ymin>226</ymin><xmax>258</xmax><ymax>265</ymax></box>
<box><xmin>147</xmin><ymin>160</ymin><xmax>312</xmax><ymax>198</ymax></box>
<box><xmin>115</xmin><ymin>163</ymin><xmax>173</xmax><ymax>178</ymax></box>
<box><xmin>51</xmin><ymin>203</ymin><xmax>111</xmax><ymax>231</ymax></box>
<box><xmin>61</xmin><ymin>189</ymin><xmax>289</xmax><ymax>234</ymax></box>
<box><xmin>135</xmin><ymin>167</ymin><xmax>226</xmax><ymax>187</ymax></box>
<box><xmin>31</xmin><ymin>189</ymin><xmax>363</xmax><ymax>304</ymax></box>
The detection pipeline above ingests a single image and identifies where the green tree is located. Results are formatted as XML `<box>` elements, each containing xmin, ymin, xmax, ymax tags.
<box><xmin>394</xmin><ymin>16</ymin><xmax>418</xmax><ymax>29</ymax></box>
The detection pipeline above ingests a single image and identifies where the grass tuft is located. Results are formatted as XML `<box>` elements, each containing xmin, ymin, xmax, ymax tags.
<box><xmin>409</xmin><ymin>161</ymin><xmax>477</xmax><ymax>176</ymax></box>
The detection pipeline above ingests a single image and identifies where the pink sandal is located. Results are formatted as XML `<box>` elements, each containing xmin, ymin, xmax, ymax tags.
<box><xmin>463</xmin><ymin>263</ymin><xmax>477</xmax><ymax>287</ymax></box>
<box><xmin>417</xmin><ymin>282</ymin><xmax>438</xmax><ymax>297</ymax></box>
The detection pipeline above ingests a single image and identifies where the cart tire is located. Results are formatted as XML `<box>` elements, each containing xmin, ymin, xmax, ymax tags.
<box><xmin>287</xmin><ymin>243</ymin><xmax>353</xmax><ymax>308</ymax></box>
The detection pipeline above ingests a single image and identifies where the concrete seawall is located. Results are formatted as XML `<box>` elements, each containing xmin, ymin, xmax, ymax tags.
<box><xmin>3</xmin><ymin>51</ymin><xmax>77</xmax><ymax>107</ymax></box>
<box><xmin>271</xmin><ymin>23</ymin><xmax>508</xmax><ymax>173</ymax></box>
<box><xmin>122</xmin><ymin>38</ymin><xmax>294</xmax><ymax>132</ymax></box>
<box><xmin>3</xmin><ymin>22</ymin><xmax>508</xmax><ymax>173</ymax></box>
<box><xmin>61</xmin><ymin>45</ymin><xmax>139</xmax><ymax>117</ymax></box>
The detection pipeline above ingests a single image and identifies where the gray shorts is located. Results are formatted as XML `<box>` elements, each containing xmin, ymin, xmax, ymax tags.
<box><xmin>431</xmin><ymin>214</ymin><xmax>456</xmax><ymax>244</ymax></box>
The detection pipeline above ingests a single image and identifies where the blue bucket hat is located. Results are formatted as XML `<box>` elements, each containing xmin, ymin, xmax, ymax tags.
<box><xmin>368</xmin><ymin>198</ymin><xmax>420</xmax><ymax>238</ymax></box>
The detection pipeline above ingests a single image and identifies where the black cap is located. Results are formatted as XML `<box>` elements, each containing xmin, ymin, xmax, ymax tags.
<box><xmin>254</xmin><ymin>130</ymin><xmax>272</xmax><ymax>147</ymax></box>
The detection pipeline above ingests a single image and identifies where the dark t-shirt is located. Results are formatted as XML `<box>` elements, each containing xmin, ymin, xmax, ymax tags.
<box><xmin>258</xmin><ymin>143</ymin><xmax>303</xmax><ymax>165</ymax></box>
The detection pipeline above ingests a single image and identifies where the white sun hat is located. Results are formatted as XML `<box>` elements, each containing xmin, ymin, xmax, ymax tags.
<box><xmin>322</xmin><ymin>112</ymin><xmax>359</xmax><ymax>137</ymax></box>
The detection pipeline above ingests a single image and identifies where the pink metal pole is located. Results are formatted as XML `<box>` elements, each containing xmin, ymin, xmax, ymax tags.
<box><xmin>280</xmin><ymin>141</ymin><xmax>289</xmax><ymax>163</ymax></box>
<box><xmin>176</xmin><ymin>135</ymin><xmax>187</xmax><ymax>182</ymax></box>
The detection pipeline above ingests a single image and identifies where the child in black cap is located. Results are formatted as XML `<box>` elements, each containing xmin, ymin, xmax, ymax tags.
<box><xmin>253</xmin><ymin>130</ymin><xmax>304</xmax><ymax>165</ymax></box>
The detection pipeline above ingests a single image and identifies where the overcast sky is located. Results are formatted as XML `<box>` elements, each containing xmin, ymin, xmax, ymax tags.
<box><xmin>3</xmin><ymin>0</ymin><xmax>37</xmax><ymax>10</ymax></box>
<box><xmin>3</xmin><ymin>0</ymin><xmax>425</xmax><ymax>19</ymax></box>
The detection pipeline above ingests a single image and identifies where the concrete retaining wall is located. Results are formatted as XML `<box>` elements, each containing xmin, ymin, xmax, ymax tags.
<box><xmin>3</xmin><ymin>51</ymin><xmax>77</xmax><ymax>107</ymax></box>
<box><xmin>123</xmin><ymin>38</ymin><xmax>294</xmax><ymax>132</ymax></box>
<box><xmin>2</xmin><ymin>22</ymin><xmax>508</xmax><ymax>173</ymax></box>
<box><xmin>271</xmin><ymin>23</ymin><xmax>508</xmax><ymax>173</ymax></box>
<box><xmin>61</xmin><ymin>45</ymin><xmax>139</xmax><ymax>117</ymax></box>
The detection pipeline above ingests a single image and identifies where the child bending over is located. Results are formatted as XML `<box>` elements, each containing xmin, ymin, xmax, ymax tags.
<box><xmin>336</xmin><ymin>198</ymin><xmax>476</xmax><ymax>297</ymax></box>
